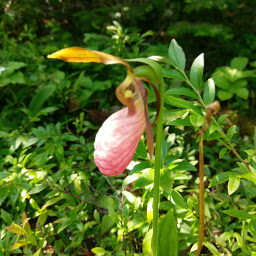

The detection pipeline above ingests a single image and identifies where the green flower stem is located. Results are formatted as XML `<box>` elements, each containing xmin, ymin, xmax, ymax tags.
<box><xmin>152</xmin><ymin>78</ymin><xmax>164</xmax><ymax>256</ymax></box>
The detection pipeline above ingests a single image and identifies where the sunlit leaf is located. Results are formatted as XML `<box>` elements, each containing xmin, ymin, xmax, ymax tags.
<box><xmin>168</xmin><ymin>39</ymin><xmax>186</xmax><ymax>70</ymax></box>
<box><xmin>190</xmin><ymin>53</ymin><xmax>204</xmax><ymax>90</ymax></box>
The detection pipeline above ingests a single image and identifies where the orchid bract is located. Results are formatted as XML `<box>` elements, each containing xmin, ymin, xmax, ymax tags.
<box><xmin>48</xmin><ymin>48</ymin><xmax>157</xmax><ymax>176</ymax></box>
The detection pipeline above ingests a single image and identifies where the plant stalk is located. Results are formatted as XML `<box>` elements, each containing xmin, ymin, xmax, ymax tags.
<box><xmin>152</xmin><ymin>79</ymin><xmax>164</xmax><ymax>256</ymax></box>
<box><xmin>196</xmin><ymin>132</ymin><xmax>205</xmax><ymax>256</ymax></box>
<box><xmin>180</xmin><ymin>69</ymin><xmax>251</xmax><ymax>172</ymax></box>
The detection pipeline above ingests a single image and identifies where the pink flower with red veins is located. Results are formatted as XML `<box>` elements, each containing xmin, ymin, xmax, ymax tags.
<box><xmin>48</xmin><ymin>47</ymin><xmax>157</xmax><ymax>176</ymax></box>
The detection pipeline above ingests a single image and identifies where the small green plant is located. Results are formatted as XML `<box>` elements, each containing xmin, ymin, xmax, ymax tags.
<box><xmin>212</xmin><ymin>57</ymin><xmax>256</xmax><ymax>101</ymax></box>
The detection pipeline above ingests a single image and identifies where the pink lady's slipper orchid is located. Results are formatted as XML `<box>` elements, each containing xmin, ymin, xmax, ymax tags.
<box><xmin>48</xmin><ymin>48</ymin><xmax>157</xmax><ymax>176</ymax></box>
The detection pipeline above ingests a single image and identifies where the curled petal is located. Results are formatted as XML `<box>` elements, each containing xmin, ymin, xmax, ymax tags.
<box><xmin>48</xmin><ymin>47</ymin><xmax>133</xmax><ymax>74</ymax></box>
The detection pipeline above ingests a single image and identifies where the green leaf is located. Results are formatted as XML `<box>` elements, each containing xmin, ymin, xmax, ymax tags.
<box><xmin>230</xmin><ymin>79</ymin><xmax>248</xmax><ymax>91</ymax></box>
<box><xmin>167</xmin><ymin>117</ymin><xmax>192</xmax><ymax>126</ymax></box>
<box><xmin>163</xmin><ymin>109</ymin><xmax>187</xmax><ymax>123</ymax></box>
<box><xmin>228</xmin><ymin>176</ymin><xmax>240</xmax><ymax>195</ymax></box>
<box><xmin>204</xmin><ymin>241</ymin><xmax>221</xmax><ymax>256</ymax></box>
<box><xmin>217</xmin><ymin>114</ymin><xmax>228</xmax><ymax>124</ymax></box>
<box><xmin>91</xmin><ymin>247</ymin><xmax>109</xmax><ymax>255</ymax></box>
<box><xmin>241</xmin><ymin>173</ymin><xmax>256</xmax><ymax>184</ymax></box>
<box><xmin>134</xmin><ymin>65</ymin><xmax>159</xmax><ymax>83</ymax></box>
<box><xmin>190</xmin><ymin>115</ymin><xmax>204</xmax><ymax>128</ymax></box>
<box><xmin>127</xmin><ymin>58</ymin><xmax>163</xmax><ymax>81</ymax></box>
<box><xmin>226</xmin><ymin>125</ymin><xmax>237</xmax><ymax>140</ymax></box>
<box><xmin>98</xmin><ymin>197</ymin><xmax>119</xmax><ymax>211</ymax></box>
<box><xmin>171</xmin><ymin>190</ymin><xmax>187</xmax><ymax>208</ymax></box>
<box><xmin>57</xmin><ymin>219</ymin><xmax>73</xmax><ymax>234</ymax></box>
<box><xmin>165</xmin><ymin>87</ymin><xmax>199</xmax><ymax>100</ymax></box>
<box><xmin>134</xmin><ymin>168</ymin><xmax>154</xmax><ymax>188</ymax></box>
<box><xmin>237</xmin><ymin>162</ymin><xmax>249</xmax><ymax>174</ymax></box>
<box><xmin>122</xmin><ymin>173</ymin><xmax>140</xmax><ymax>187</ymax></box>
<box><xmin>33</xmin><ymin>249</ymin><xmax>42</xmax><ymax>256</ymax></box>
<box><xmin>164</xmin><ymin>94</ymin><xmax>203</xmax><ymax>117</ymax></box>
<box><xmin>168</xmin><ymin>39</ymin><xmax>186</xmax><ymax>70</ymax></box>
<box><xmin>135</xmin><ymin>139</ymin><xmax>148</xmax><ymax>159</ymax></box>
<box><xmin>143</xmin><ymin>229</ymin><xmax>152</xmax><ymax>255</ymax></box>
<box><xmin>172</xmin><ymin>162</ymin><xmax>197</xmax><ymax>171</ymax></box>
<box><xmin>29</xmin><ymin>184</ymin><xmax>47</xmax><ymax>195</ymax></box>
<box><xmin>249</xmin><ymin>219</ymin><xmax>256</xmax><ymax>240</ymax></box>
<box><xmin>219</xmin><ymin>148</ymin><xmax>227</xmax><ymax>159</ymax></box>
<box><xmin>162</xmin><ymin>68</ymin><xmax>186</xmax><ymax>81</ymax></box>
<box><xmin>1</xmin><ymin>209</ymin><xmax>12</xmax><ymax>225</ymax></box>
<box><xmin>4</xmin><ymin>62</ymin><xmax>26</xmax><ymax>75</ymax></box>
<box><xmin>0</xmin><ymin>172</ymin><xmax>11</xmax><ymax>180</ymax></box>
<box><xmin>203</xmin><ymin>78</ymin><xmax>215</xmax><ymax>105</ymax></box>
<box><xmin>230</xmin><ymin>57</ymin><xmax>248</xmax><ymax>70</ymax></box>
<box><xmin>43</xmin><ymin>197</ymin><xmax>63</xmax><ymax>208</ymax></box>
<box><xmin>29</xmin><ymin>84</ymin><xmax>56</xmax><ymax>115</ymax></box>
<box><xmin>209</xmin><ymin>172</ymin><xmax>230</xmax><ymax>187</ymax></box>
<box><xmin>0</xmin><ymin>187</ymin><xmax>8</xmax><ymax>206</ymax></box>
<box><xmin>212</xmin><ymin>70</ymin><xmax>231</xmax><ymax>90</ymax></box>
<box><xmin>217</xmin><ymin>90</ymin><xmax>233</xmax><ymax>101</ymax></box>
<box><xmin>223</xmin><ymin>209</ymin><xmax>255</xmax><ymax>219</ymax></box>
<box><xmin>127</xmin><ymin>214</ymin><xmax>144</xmax><ymax>231</ymax></box>
<box><xmin>234</xmin><ymin>87</ymin><xmax>249</xmax><ymax>100</ymax></box>
<box><xmin>190</xmin><ymin>53</ymin><xmax>204</xmax><ymax>90</ymax></box>
<box><xmin>160</xmin><ymin>169</ymin><xmax>174</xmax><ymax>194</ymax></box>
<box><xmin>158</xmin><ymin>209</ymin><xmax>178</xmax><ymax>256</ymax></box>
<box><xmin>122</xmin><ymin>191</ymin><xmax>137</xmax><ymax>204</ymax></box>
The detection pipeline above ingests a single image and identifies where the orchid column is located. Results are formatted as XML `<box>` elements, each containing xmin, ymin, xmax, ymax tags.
<box><xmin>48</xmin><ymin>48</ymin><xmax>164</xmax><ymax>256</ymax></box>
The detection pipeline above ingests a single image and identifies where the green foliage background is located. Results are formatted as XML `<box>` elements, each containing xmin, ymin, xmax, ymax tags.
<box><xmin>0</xmin><ymin>0</ymin><xmax>256</xmax><ymax>255</ymax></box>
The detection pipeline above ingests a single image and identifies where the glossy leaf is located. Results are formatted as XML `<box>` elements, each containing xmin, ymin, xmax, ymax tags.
<box><xmin>164</xmin><ymin>94</ymin><xmax>203</xmax><ymax>117</ymax></box>
<box><xmin>143</xmin><ymin>229</ymin><xmax>152</xmax><ymax>255</ymax></box>
<box><xmin>168</xmin><ymin>39</ymin><xmax>186</xmax><ymax>70</ymax></box>
<box><xmin>228</xmin><ymin>176</ymin><xmax>240</xmax><ymax>195</ymax></box>
<box><xmin>223</xmin><ymin>209</ymin><xmax>255</xmax><ymax>219</ymax></box>
<box><xmin>237</xmin><ymin>162</ymin><xmax>249</xmax><ymax>174</ymax></box>
<box><xmin>163</xmin><ymin>109</ymin><xmax>187</xmax><ymax>123</ymax></box>
<box><xmin>134</xmin><ymin>168</ymin><xmax>154</xmax><ymax>188</ymax></box>
<box><xmin>241</xmin><ymin>173</ymin><xmax>256</xmax><ymax>185</ymax></box>
<box><xmin>91</xmin><ymin>247</ymin><xmax>109</xmax><ymax>255</ymax></box>
<box><xmin>171</xmin><ymin>190</ymin><xmax>187</xmax><ymax>208</ymax></box>
<box><xmin>190</xmin><ymin>53</ymin><xmax>204</xmax><ymax>90</ymax></box>
<box><xmin>165</xmin><ymin>87</ymin><xmax>199</xmax><ymax>100</ymax></box>
<box><xmin>209</xmin><ymin>172</ymin><xmax>230</xmax><ymax>187</ymax></box>
<box><xmin>203</xmin><ymin>78</ymin><xmax>215</xmax><ymax>105</ymax></box>
<box><xmin>204</xmin><ymin>242</ymin><xmax>221</xmax><ymax>256</ymax></box>
<box><xmin>127</xmin><ymin>57</ymin><xmax>163</xmax><ymax>81</ymax></box>
<box><xmin>162</xmin><ymin>68</ymin><xmax>186</xmax><ymax>81</ymax></box>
